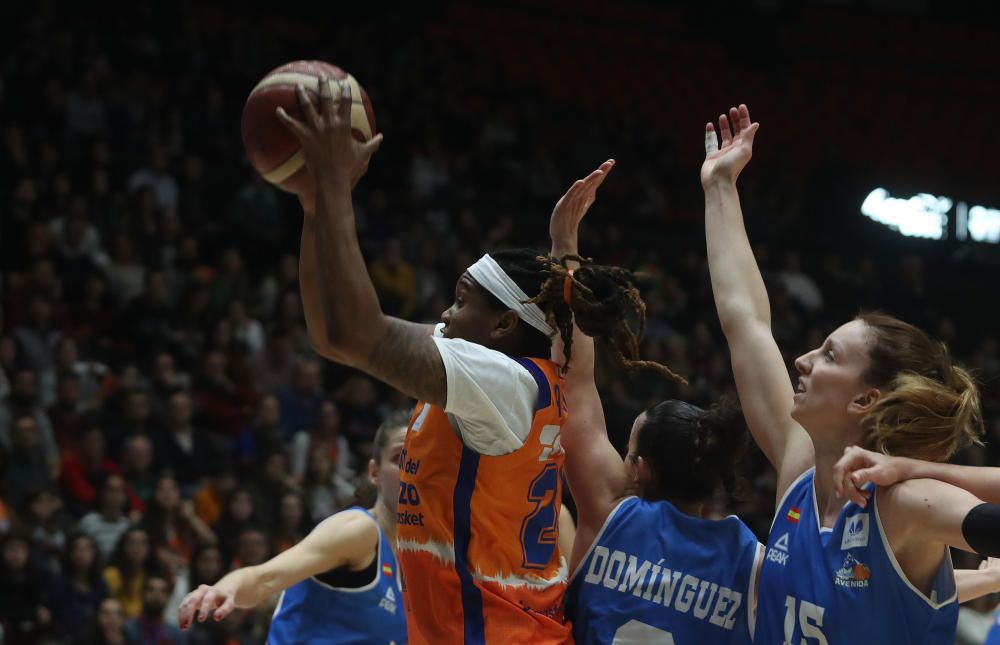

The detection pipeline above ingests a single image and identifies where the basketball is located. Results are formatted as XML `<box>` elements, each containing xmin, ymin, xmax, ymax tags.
<box><xmin>241</xmin><ymin>60</ymin><xmax>376</xmax><ymax>195</ymax></box>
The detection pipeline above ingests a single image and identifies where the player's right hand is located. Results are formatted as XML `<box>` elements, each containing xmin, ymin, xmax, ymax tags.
<box><xmin>275</xmin><ymin>75</ymin><xmax>383</xmax><ymax>187</ymax></box>
<box><xmin>701</xmin><ymin>103</ymin><xmax>758</xmax><ymax>188</ymax></box>
<box><xmin>178</xmin><ymin>583</ymin><xmax>237</xmax><ymax>629</ymax></box>
<box><xmin>833</xmin><ymin>446</ymin><xmax>915</xmax><ymax>506</ymax></box>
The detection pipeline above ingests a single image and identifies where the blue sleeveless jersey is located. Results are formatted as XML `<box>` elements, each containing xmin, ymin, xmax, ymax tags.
<box><xmin>756</xmin><ymin>468</ymin><xmax>957</xmax><ymax>644</ymax></box>
<box><xmin>985</xmin><ymin>609</ymin><xmax>1000</xmax><ymax>645</ymax></box>
<box><xmin>268</xmin><ymin>508</ymin><xmax>407</xmax><ymax>645</ymax></box>
<box><xmin>566</xmin><ymin>497</ymin><xmax>762</xmax><ymax>645</ymax></box>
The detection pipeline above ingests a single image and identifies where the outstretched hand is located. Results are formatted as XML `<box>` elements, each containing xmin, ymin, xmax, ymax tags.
<box><xmin>178</xmin><ymin>583</ymin><xmax>237</xmax><ymax>629</ymax></box>
<box><xmin>701</xmin><ymin>104</ymin><xmax>758</xmax><ymax>188</ymax></box>
<box><xmin>276</xmin><ymin>76</ymin><xmax>383</xmax><ymax>188</ymax></box>
<box><xmin>550</xmin><ymin>159</ymin><xmax>615</xmax><ymax>255</ymax></box>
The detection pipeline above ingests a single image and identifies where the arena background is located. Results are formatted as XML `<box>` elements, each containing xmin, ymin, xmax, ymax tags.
<box><xmin>2</xmin><ymin>1</ymin><xmax>1000</xmax><ymax>643</ymax></box>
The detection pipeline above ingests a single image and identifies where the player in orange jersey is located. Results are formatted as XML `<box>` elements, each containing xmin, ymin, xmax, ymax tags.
<box><xmin>275</xmin><ymin>76</ymin><xmax>675</xmax><ymax>643</ymax></box>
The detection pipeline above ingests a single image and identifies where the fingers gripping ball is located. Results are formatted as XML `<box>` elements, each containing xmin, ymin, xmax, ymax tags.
<box><xmin>241</xmin><ymin>60</ymin><xmax>376</xmax><ymax>195</ymax></box>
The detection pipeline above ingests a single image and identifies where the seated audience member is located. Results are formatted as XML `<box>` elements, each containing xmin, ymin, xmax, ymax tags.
<box><xmin>122</xmin><ymin>575</ymin><xmax>186</xmax><ymax>645</ymax></box>
<box><xmin>104</xmin><ymin>526</ymin><xmax>166</xmax><ymax>619</ymax></box>
<box><xmin>0</xmin><ymin>532</ymin><xmax>53</xmax><ymax>644</ymax></box>
<box><xmin>47</xmin><ymin>532</ymin><xmax>109</xmax><ymax>635</ymax></box>
<box><xmin>78</xmin><ymin>473</ymin><xmax>134</xmax><ymax>560</ymax></box>
<box><xmin>73</xmin><ymin>597</ymin><xmax>135</xmax><ymax>645</ymax></box>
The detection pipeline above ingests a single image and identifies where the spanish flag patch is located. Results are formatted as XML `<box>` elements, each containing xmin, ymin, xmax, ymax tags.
<box><xmin>382</xmin><ymin>564</ymin><xmax>393</xmax><ymax>577</ymax></box>
<box><xmin>787</xmin><ymin>507</ymin><xmax>801</xmax><ymax>524</ymax></box>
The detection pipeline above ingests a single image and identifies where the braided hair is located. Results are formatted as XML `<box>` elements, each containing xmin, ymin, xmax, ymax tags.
<box><xmin>487</xmin><ymin>249</ymin><xmax>685</xmax><ymax>383</ymax></box>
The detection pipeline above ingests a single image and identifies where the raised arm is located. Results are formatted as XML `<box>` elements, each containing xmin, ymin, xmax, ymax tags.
<box><xmin>702</xmin><ymin>104</ymin><xmax>813</xmax><ymax>498</ymax></box>
<box><xmin>835</xmin><ymin>446</ymin><xmax>1000</xmax><ymax>506</ymax></box>
<box><xmin>548</xmin><ymin>161</ymin><xmax>628</xmax><ymax>569</ymax></box>
<box><xmin>178</xmin><ymin>510</ymin><xmax>376</xmax><ymax>628</ymax></box>
<box><xmin>278</xmin><ymin>77</ymin><xmax>445</xmax><ymax>406</ymax></box>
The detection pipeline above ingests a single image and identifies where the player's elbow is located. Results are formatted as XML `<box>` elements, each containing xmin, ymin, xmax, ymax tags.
<box><xmin>317</xmin><ymin>319</ymin><xmax>383</xmax><ymax>368</ymax></box>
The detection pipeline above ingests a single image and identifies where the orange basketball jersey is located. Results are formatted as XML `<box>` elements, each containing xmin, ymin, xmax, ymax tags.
<box><xmin>396</xmin><ymin>357</ymin><xmax>572</xmax><ymax>644</ymax></box>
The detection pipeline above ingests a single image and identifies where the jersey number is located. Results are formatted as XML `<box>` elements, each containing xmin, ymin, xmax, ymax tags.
<box><xmin>519</xmin><ymin>463</ymin><xmax>560</xmax><ymax>569</ymax></box>
<box><xmin>613</xmin><ymin>620</ymin><xmax>675</xmax><ymax>644</ymax></box>
<box><xmin>783</xmin><ymin>595</ymin><xmax>829</xmax><ymax>645</ymax></box>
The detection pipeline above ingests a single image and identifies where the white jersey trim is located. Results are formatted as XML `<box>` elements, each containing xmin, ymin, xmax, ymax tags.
<box><xmin>307</xmin><ymin>509</ymin><xmax>383</xmax><ymax>594</ymax></box>
<box><xmin>747</xmin><ymin>542</ymin><xmax>765</xmax><ymax>638</ymax></box>
<box><xmin>872</xmin><ymin>489</ymin><xmax>958</xmax><ymax>610</ymax></box>
<box><xmin>568</xmin><ymin>496</ymin><xmax>636</xmax><ymax>583</ymax></box>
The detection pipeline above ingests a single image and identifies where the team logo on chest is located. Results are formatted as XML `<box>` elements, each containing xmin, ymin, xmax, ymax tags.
<box><xmin>834</xmin><ymin>554</ymin><xmax>871</xmax><ymax>589</ymax></box>
<box><xmin>840</xmin><ymin>513</ymin><xmax>870</xmax><ymax>550</ymax></box>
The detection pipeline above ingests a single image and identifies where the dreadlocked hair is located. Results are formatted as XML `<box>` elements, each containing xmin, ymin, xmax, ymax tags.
<box><xmin>488</xmin><ymin>249</ymin><xmax>685</xmax><ymax>383</ymax></box>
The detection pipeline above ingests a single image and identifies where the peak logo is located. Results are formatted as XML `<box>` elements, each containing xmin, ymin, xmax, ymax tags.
<box><xmin>766</xmin><ymin>533</ymin><xmax>790</xmax><ymax>566</ymax></box>
<box><xmin>835</xmin><ymin>554</ymin><xmax>871</xmax><ymax>589</ymax></box>
<box><xmin>840</xmin><ymin>513</ymin><xmax>869</xmax><ymax>551</ymax></box>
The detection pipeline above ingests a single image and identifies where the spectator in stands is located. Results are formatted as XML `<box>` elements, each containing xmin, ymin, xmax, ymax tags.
<box><xmin>47</xmin><ymin>374</ymin><xmax>88</xmax><ymax>449</ymax></box>
<box><xmin>42</xmin><ymin>336</ymin><xmax>106</xmax><ymax>408</ymax></box>
<box><xmin>369</xmin><ymin>238</ymin><xmax>418</xmax><ymax>318</ymax></box>
<box><xmin>235</xmin><ymin>393</ymin><xmax>284</xmax><ymax>467</ymax></box>
<box><xmin>122</xmin><ymin>575</ymin><xmax>186</xmax><ymax>645</ymax></box>
<box><xmin>302</xmin><ymin>448</ymin><xmax>355</xmax><ymax>524</ymax></box>
<box><xmin>231</xmin><ymin>526</ymin><xmax>270</xmax><ymax>570</ymax></box>
<box><xmin>128</xmin><ymin>146</ymin><xmax>179</xmax><ymax>212</ymax></box>
<box><xmin>212</xmin><ymin>487</ymin><xmax>257</xmax><ymax>564</ymax></box>
<box><xmin>104</xmin><ymin>526</ymin><xmax>163</xmax><ymax>619</ymax></box>
<box><xmin>19</xmin><ymin>489</ymin><xmax>70</xmax><ymax>565</ymax></box>
<box><xmin>272</xmin><ymin>490</ymin><xmax>310</xmax><ymax>553</ymax></box>
<box><xmin>47</xmin><ymin>532</ymin><xmax>109</xmax><ymax>636</ymax></box>
<box><xmin>227</xmin><ymin>299</ymin><xmax>264</xmax><ymax>355</ymax></box>
<box><xmin>192</xmin><ymin>464</ymin><xmax>237</xmax><ymax>527</ymax></box>
<box><xmin>250</xmin><ymin>327</ymin><xmax>296</xmax><ymax>395</ymax></box>
<box><xmin>141</xmin><ymin>472</ymin><xmax>216</xmax><ymax>571</ymax></box>
<box><xmin>104</xmin><ymin>233</ymin><xmax>146</xmax><ymax>306</ymax></box>
<box><xmin>148</xmin><ymin>352</ymin><xmax>187</xmax><ymax>420</ymax></box>
<box><xmin>0</xmin><ymin>369</ymin><xmax>59</xmax><ymax>473</ymax></box>
<box><xmin>289</xmin><ymin>399</ymin><xmax>351</xmax><ymax>482</ymax></box>
<box><xmin>191</xmin><ymin>349</ymin><xmax>256</xmax><ymax>437</ymax></box>
<box><xmin>61</xmin><ymin>425</ymin><xmax>141</xmax><ymax>516</ymax></box>
<box><xmin>2</xmin><ymin>415</ymin><xmax>57</xmax><ymax>509</ymax></box>
<box><xmin>275</xmin><ymin>358</ymin><xmax>324</xmax><ymax>440</ymax></box>
<box><xmin>154</xmin><ymin>391</ymin><xmax>214</xmax><ymax>493</ymax></box>
<box><xmin>78</xmin><ymin>473</ymin><xmax>133</xmax><ymax>560</ymax></box>
<box><xmin>64</xmin><ymin>273</ymin><xmax>116</xmax><ymax>355</ymax></box>
<box><xmin>119</xmin><ymin>271</ymin><xmax>175</xmax><ymax>363</ymax></box>
<box><xmin>0</xmin><ymin>532</ymin><xmax>53</xmax><ymax>644</ymax></box>
<box><xmin>120</xmin><ymin>434</ymin><xmax>156</xmax><ymax>504</ymax></box>
<box><xmin>73</xmin><ymin>597</ymin><xmax>134</xmax><ymax>645</ymax></box>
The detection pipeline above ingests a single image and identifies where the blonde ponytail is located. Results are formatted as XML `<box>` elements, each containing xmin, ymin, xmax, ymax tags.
<box><xmin>865</xmin><ymin>366</ymin><xmax>983</xmax><ymax>461</ymax></box>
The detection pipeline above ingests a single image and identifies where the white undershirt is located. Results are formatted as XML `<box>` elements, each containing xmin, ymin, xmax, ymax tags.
<box><xmin>430</xmin><ymin>324</ymin><xmax>539</xmax><ymax>456</ymax></box>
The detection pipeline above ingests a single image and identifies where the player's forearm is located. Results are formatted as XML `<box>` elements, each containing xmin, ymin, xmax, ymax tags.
<box><xmin>215</xmin><ymin>567</ymin><xmax>271</xmax><ymax>609</ymax></box>
<box><xmin>300</xmin><ymin>218</ymin><xmax>341</xmax><ymax>358</ymax></box>
<box><xmin>955</xmin><ymin>566</ymin><xmax>1000</xmax><ymax>603</ymax></box>
<box><xmin>312</xmin><ymin>176</ymin><xmax>387</xmax><ymax>365</ymax></box>
<box><xmin>907</xmin><ymin>461</ymin><xmax>1000</xmax><ymax>505</ymax></box>
<box><xmin>704</xmin><ymin>180</ymin><xmax>772</xmax><ymax>333</ymax></box>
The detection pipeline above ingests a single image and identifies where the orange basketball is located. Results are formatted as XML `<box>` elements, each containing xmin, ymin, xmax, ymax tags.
<box><xmin>241</xmin><ymin>60</ymin><xmax>376</xmax><ymax>195</ymax></box>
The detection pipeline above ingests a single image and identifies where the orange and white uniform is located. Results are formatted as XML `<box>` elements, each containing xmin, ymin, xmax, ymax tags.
<box><xmin>396</xmin><ymin>326</ymin><xmax>571</xmax><ymax>644</ymax></box>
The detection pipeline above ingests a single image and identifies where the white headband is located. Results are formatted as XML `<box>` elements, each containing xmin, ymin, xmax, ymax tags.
<box><xmin>466</xmin><ymin>254</ymin><xmax>555</xmax><ymax>337</ymax></box>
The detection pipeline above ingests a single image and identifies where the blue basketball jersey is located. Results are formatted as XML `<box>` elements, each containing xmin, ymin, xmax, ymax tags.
<box><xmin>985</xmin><ymin>609</ymin><xmax>1000</xmax><ymax>645</ymax></box>
<box><xmin>267</xmin><ymin>508</ymin><xmax>407</xmax><ymax>645</ymax></box>
<box><xmin>756</xmin><ymin>468</ymin><xmax>957</xmax><ymax>644</ymax></box>
<box><xmin>566</xmin><ymin>496</ymin><xmax>763</xmax><ymax>645</ymax></box>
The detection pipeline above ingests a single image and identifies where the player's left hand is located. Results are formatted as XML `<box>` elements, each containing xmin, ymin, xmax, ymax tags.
<box><xmin>549</xmin><ymin>159</ymin><xmax>615</xmax><ymax>255</ymax></box>
<box><xmin>979</xmin><ymin>557</ymin><xmax>1000</xmax><ymax>592</ymax></box>
<box><xmin>276</xmin><ymin>76</ymin><xmax>383</xmax><ymax>187</ymax></box>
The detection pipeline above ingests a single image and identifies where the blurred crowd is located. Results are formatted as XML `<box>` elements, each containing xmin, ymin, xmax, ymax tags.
<box><xmin>2</xmin><ymin>1</ymin><xmax>1000</xmax><ymax>643</ymax></box>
